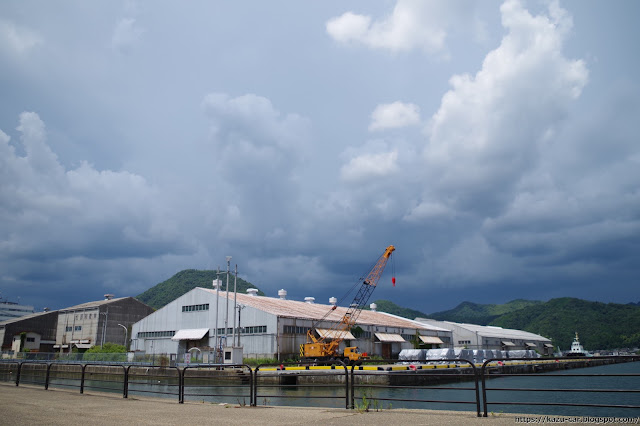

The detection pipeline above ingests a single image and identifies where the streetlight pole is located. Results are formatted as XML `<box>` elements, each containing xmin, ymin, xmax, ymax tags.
<box><xmin>100</xmin><ymin>308</ymin><xmax>109</xmax><ymax>347</ymax></box>
<box><xmin>118</xmin><ymin>324</ymin><xmax>128</xmax><ymax>349</ymax></box>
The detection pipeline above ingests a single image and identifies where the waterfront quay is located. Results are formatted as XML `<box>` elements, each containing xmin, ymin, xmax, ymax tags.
<box><xmin>0</xmin><ymin>384</ymin><xmax>539</xmax><ymax>425</ymax></box>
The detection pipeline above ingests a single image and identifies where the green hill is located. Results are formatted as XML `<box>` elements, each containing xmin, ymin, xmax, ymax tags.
<box><xmin>428</xmin><ymin>297</ymin><xmax>640</xmax><ymax>350</ymax></box>
<box><xmin>489</xmin><ymin>297</ymin><xmax>640</xmax><ymax>350</ymax></box>
<box><xmin>429</xmin><ymin>299</ymin><xmax>543</xmax><ymax>325</ymax></box>
<box><xmin>137</xmin><ymin>269</ymin><xmax>264</xmax><ymax>310</ymax></box>
<box><xmin>370</xmin><ymin>299</ymin><xmax>428</xmax><ymax>319</ymax></box>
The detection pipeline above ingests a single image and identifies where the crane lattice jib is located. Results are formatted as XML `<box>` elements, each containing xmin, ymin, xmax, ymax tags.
<box><xmin>310</xmin><ymin>245</ymin><xmax>395</xmax><ymax>345</ymax></box>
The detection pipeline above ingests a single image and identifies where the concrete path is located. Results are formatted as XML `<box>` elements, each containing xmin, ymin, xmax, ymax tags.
<box><xmin>0</xmin><ymin>384</ymin><xmax>535</xmax><ymax>425</ymax></box>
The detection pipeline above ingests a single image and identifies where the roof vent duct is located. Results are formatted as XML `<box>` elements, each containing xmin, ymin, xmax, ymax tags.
<box><xmin>304</xmin><ymin>297</ymin><xmax>315</xmax><ymax>304</ymax></box>
<box><xmin>370</xmin><ymin>303</ymin><xmax>377</xmax><ymax>312</ymax></box>
<box><xmin>247</xmin><ymin>288</ymin><xmax>259</xmax><ymax>297</ymax></box>
<box><xmin>329</xmin><ymin>297</ymin><xmax>337</xmax><ymax>305</ymax></box>
<box><xmin>104</xmin><ymin>294</ymin><xmax>114</xmax><ymax>300</ymax></box>
<box><xmin>278</xmin><ymin>289</ymin><xmax>287</xmax><ymax>300</ymax></box>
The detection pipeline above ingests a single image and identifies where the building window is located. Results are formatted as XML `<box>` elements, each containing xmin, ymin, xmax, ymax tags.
<box><xmin>137</xmin><ymin>331</ymin><xmax>175</xmax><ymax>338</ymax></box>
<box><xmin>458</xmin><ymin>340</ymin><xmax>471</xmax><ymax>345</ymax></box>
<box><xmin>283</xmin><ymin>326</ymin><xmax>310</xmax><ymax>335</ymax></box>
<box><xmin>65</xmin><ymin>326</ymin><xmax>73</xmax><ymax>332</ymax></box>
<box><xmin>74</xmin><ymin>326</ymin><xmax>82</xmax><ymax>331</ymax></box>
<box><xmin>182</xmin><ymin>304</ymin><xmax>209</xmax><ymax>313</ymax></box>
<box><xmin>26</xmin><ymin>337</ymin><xmax>35</xmax><ymax>342</ymax></box>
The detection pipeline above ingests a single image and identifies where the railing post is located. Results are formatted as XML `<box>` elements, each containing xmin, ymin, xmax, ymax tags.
<box><xmin>15</xmin><ymin>361</ymin><xmax>22</xmax><ymax>386</ymax></box>
<box><xmin>80</xmin><ymin>364</ymin><xmax>86</xmax><ymax>394</ymax></box>
<box><xmin>481</xmin><ymin>360</ymin><xmax>489</xmax><ymax>417</ymax></box>
<box><xmin>179</xmin><ymin>366</ymin><xmax>184</xmax><ymax>404</ymax></box>
<box><xmin>340</xmin><ymin>361</ymin><xmax>348</xmax><ymax>409</ymax></box>
<box><xmin>247</xmin><ymin>365</ymin><xmax>254</xmax><ymax>407</ymax></box>
<box><xmin>45</xmin><ymin>363</ymin><xmax>52</xmax><ymax>390</ymax></box>
<box><xmin>252</xmin><ymin>366</ymin><xmax>260</xmax><ymax>407</ymax></box>
<box><xmin>349</xmin><ymin>364</ymin><xmax>355</xmax><ymax>409</ymax></box>
<box><xmin>124</xmin><ymin>365</ymin><xmax>132</xmax><ymax>399</ymax></box>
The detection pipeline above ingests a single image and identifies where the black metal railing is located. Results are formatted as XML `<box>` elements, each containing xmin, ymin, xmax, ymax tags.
<box><xmin>46</xmin><ymin>362</ymin><xmax>83</xmax><ymax>391</ymax></box>
<box><xmin>351</xmin><ymin>358</ymin><xmax>481</xmax><ymax>416</ymax></box>
<box><xmin>80</xmin><ymin>364</ymin><xmax>128</xmax><ymax>397</ymax></box>
<box><xmin>126</xmin><ymin>365</ymin><xmax>181</xmax><ymax>401</ymax></box>
<box><xmin>481</xmin><ymin>356</ymin><xmax>640</xmax><ymax>417</ymax></box>
<box><xmin>253</xmin><ymin>361</ymin><xmax>350</xmax><ymax>408</ymax></box>
<box><xmin>182</xmin><ymin>364</ymin><xmax>252</xmax><ymax>405</ymax></box>
<box><xmin>2</xmin><ymin>355</ymin><xmax>638</xmax><ymax>416</ymax></box>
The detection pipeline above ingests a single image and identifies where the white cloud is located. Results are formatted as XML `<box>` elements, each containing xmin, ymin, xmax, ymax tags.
<box><xmin>0</xmin><ymin>112</ymin><xmax>190</xmax><ymax>264</ymax></box>
<box><xmin>201</xmin><ymin>93</ymin><xmax>311</xmax><ymax>243</ymax></box>
<box><xmin>403</xmin><ymin>200</ymin><xmax>453</xmax><ymax>222</ymax></box>
<box><xmin>0</xmin><ymin>19</ymin><xmax>42</xmax><ymax>55</ymax></box>
<box><xmin>111</xmin><ymin>17</ymin><xmax>144</xmax><ymax>53</ymax></box>
<box><xmin>369</xmin><ymin>102</ymin><xmax>420</xmax><ymax>131</ymax></box>
<box><xmin>326</xmin><ymin>0</ymin><xmax>448</xmax><ymax>53</ymax></box>
<box><xmin>423</xmin><ymin>0</ymin><xmax>588</xmax><ymax>213</ymax></box>
<box><xmin>340</xmin><ymin>150</ymin><xmax>398</xmax><ymax>183</ymax></box>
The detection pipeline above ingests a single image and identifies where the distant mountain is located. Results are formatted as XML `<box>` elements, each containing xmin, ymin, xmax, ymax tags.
<box><xmin>370</xmin><ymin>299</ymin><xmax>428</xmax><ymax>320</ymax></box>
<box><xmin>490</xmin><ymin>297</ymin><xmax>640</xmax><ymax>350</ymax></box>
<box><xmin>137</xmin><ymin>269</ymin><xmax>264</xmax><ymax>310</ymax></box>
<box><xmin>428</xmin><ymin>297</ymin><xmax>640</xmax><ymax>350</ymax></box>
<box><xmin>428</xmin><ymin>299</ymin><xmax>543</xmax><ymax>325</ymax></box>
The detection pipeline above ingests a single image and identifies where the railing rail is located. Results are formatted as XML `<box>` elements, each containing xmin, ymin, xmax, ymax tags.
<box><xmin>126</xmin><ymin>364</ymin><xmax>182</xmax><ymax>401</ymax></box>
<box><xmin>480</xmin><ymin>355</ymin><xmax>640</xmax><ymax>417</ymax></box>
<box><xmin>253</xmin><ymin>360</ymin><xmax>349</xmax><ymax>408</ymax></box>
<box><xmin>350</xmin><ymin>358</ymin><xmax>481</xmax><ymax>416</ymax></box>
<box><xmin>2</xmin><ymin>355</ymin><xmax>639</xmax><ymax>416</ymax></box>
<box><xmin>182</xmin><ymin>363</ymin><xmax>253</xmax><ymax>405</ymax></box>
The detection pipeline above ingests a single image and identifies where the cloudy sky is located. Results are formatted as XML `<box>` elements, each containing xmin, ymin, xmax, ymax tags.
<box><xmin>1</xmin><ymin>0</ymin><xmax>639</xmax><ymax>314</ymax></box>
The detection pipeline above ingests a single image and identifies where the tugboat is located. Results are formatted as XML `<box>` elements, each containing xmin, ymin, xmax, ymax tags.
<box><xmin>566</xmin><ymin>332</ymin><xmax>586</xmax><ymax>357</ymax></box>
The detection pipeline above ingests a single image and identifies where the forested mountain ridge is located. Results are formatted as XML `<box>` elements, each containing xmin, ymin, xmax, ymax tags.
<box><xmin>426</xmin><ymin>297</ymin><xmax>640</xmax><ymax>350</ymax></box>
<box><xmin>137</xmin><ymin>269</ymin><xmax>263</xmax><ymax>310</ymax></box>
<box><xmin>428</xmin><ymin>299</ymin><xmax>543</xmax><ymax>325</ymax></box>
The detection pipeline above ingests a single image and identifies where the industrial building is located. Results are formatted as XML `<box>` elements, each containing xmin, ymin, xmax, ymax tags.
<box><xmin>131</xmin><ymin>286</ymin><xmax>453</xmax><ymax>362</ymax></box>
<box><xmin>0</xmin><ymin>310</ymin><xmax>59</xmax><ymax>353</ymax></box>
<box><xmin>55</xmin><ymin>295</ymin><xmax>154</xmax><ymax>351</ymax></box>
<box><xmin>414</xmin><ymin>318</ymin><xmax>554</xmax><ymax>355</ymax></box>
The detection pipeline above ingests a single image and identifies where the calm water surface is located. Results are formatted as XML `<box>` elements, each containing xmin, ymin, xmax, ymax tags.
<box><xmin>46</xmin><ymin>361</ymin><xmax>640</xmax><ymax>417</ymax></box>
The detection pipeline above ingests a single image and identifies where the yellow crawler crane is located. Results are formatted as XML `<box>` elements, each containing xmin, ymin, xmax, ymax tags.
<box><xmin>301</xmin><ymin>245</ymin><xmax>395</xmax><ymax>363</ymax></box>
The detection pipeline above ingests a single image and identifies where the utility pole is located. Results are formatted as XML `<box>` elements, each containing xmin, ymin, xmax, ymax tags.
<box><xmin>224</xmin><ymin>256</ymin><xmax>231</xmax><ymax>346</ymax></box>
<box><xmin>214</xmin><ymin>267</ymin><xmax>220</xmax><ymax>362</ymax></box>
<box><xmin>232</xmin><ymin>264</ymin><xmax>237</xmax><ymax>346</ymax></box>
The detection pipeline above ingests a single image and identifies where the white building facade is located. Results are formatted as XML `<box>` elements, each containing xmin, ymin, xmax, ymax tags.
<box><xmin>415</xmin><ymin>318</ymin><xmax>553</xmax><ymax>355</ymax></box>
<box><xmin>131</xmin><ymin>287</ymin><xmax>453</xmax><ymax>361</ymax></box>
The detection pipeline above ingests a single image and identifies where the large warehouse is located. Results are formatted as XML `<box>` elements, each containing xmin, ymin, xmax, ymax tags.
<box><xmin>415</xmin><ymin>318</ymin><xmax>554</xmax><ymax>355</ymax></box>
<box><xmin>131</xmin><ymin>286</ymin><xmax>452</xmax><ymax>362</ymax></box>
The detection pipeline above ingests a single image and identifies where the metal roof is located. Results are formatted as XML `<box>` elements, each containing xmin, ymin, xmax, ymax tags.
<box><xmin>172</xmin><ymin>328</ymin><xmax>209</xmax><ymax>341</ymax></box>
<box><xmin>316</xmin><ymin>328</ymin><xmax>356</xmax><ymax>340</ymax></box>
<box><xmin>59</xmin><ymin>297</ymin><xmax>128</xmax><ymax>312</ymax></box>
<box><xmin>419</xmin><ymin>336</ymin><xmax>444</xmax><ymax>344</ymax></box>
<box><xmin>375</xmin><ymin>333</ymin><xmax>406</xmax><ymax>343</ymax></box>
<box><xmin>416</xmin><ymin>318</ymin><xmax>551</xmax><ymax>342</ymax></box>
<box><xmin>199</xmin><ymin>288</ymin><xmax>447</xmax><ymax>332</ymax></box>
<box><xmin>0</xmin><ymin>309</ymin><xmax>58</xmax><ymax>326</ymax></box>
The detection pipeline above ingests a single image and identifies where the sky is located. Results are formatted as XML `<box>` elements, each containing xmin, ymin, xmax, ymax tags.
<box><xmin>1</xmin><ymin>0</ymin><xmax>639</xmax><ymax>314</ymax></box>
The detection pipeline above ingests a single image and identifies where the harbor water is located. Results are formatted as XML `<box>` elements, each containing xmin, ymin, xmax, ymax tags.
<box><xmin>53</xmin><ymin>360</ymin><xmax>640</xmax><ymax>417</ymax></box>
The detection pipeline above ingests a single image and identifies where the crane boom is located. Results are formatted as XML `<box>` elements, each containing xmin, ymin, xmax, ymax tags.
<box><xmin>302</xmin><ymin>245</ymin><xmax>395</xmax><ymax>362</ymax></box>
